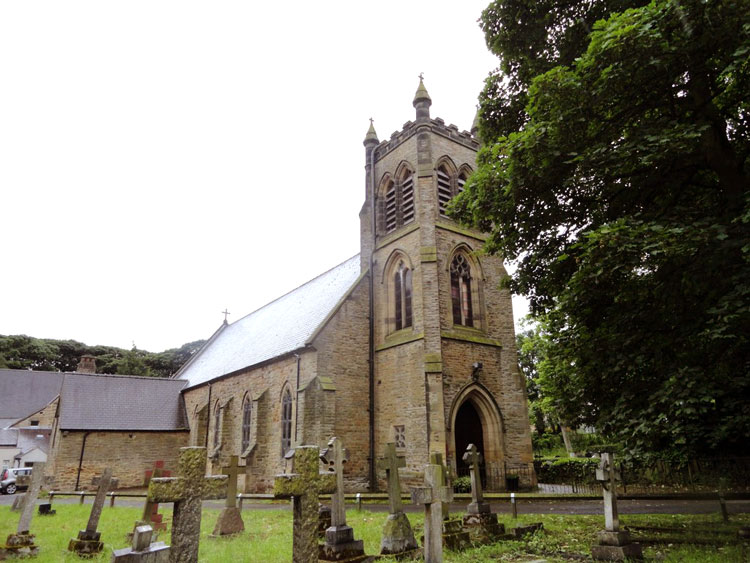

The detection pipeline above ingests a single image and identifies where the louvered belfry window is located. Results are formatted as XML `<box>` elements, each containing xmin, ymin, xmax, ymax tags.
<box><xmin>381</xmin><ymin>170</ymin><xmax>416</xmax><ymax>234</ymax></box>
<box><xmin>401</xmin><ymin>173</ymin><xmax>414</xmax><ymax>224</ymax></box>
<box><xmin>384</xmin><ymin>180</ymin><xmax>397</xmax><ymax>233</ymax></box>
<box><xmin>437</xmin><ymin>166</ymin><xmax>453</xmax><ymax>216</ymax></box>
<box><xmin>241</xmin><ymin>398</ymin><xmax>252</xmax><ymax>452</ymax></box>
<box><xmin>450</xmin><ymin>254</ymin><xmax>474</xmax><ymax>327</ymax></box>
<box><xmin>394</xmin><ymin>261</ymin><xmax>413</xmax><ymax>331</ymax></box>
<box><xmin>281</xmin><ymin>390</ymin><xmax>292</xmax><ymax>455</ymax></box>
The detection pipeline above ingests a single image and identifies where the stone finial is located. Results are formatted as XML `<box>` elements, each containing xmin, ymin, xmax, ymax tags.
<box><xmin>413</xmin><ymin>75</ymin><xmax>432</xmax><ymax>122</ymax></box>
<box><xmin>77</xmin><ymin>355</ymin><xmax>97</xmax><ymax>374</ymax></box>
<box><xmin>471</xmin><ymin>107</ymin><xmax>480</xmax><ymax>138</ymax></box>
<box><xmin>363</xmin><ymin>118</ymin><xmax>379</xmax><ymax>147</ymax></box>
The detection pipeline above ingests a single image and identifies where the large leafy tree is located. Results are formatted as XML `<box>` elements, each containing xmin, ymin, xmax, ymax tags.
<box><xmin>454</xmin><ymin>0</ymin><xmax>750</xmax><ymax>459</ymax></box>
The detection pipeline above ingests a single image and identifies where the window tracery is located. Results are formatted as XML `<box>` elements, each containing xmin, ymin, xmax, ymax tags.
<box><xmin>241</xmin><ymin>396</ymin><xmax>252</xmax><ymax>452</ymax></box>
<box><xmin>379</xmin><ymin>167</ymin><xmax>415</xmax><ymax>234</ymax></box>
<box><xmin>450</xmin><ymin>254</ymin><xmax>474</xmax><ymax>327</ymax></box>
<box><xmin>281</xmin><ymin>389</ymin><xmax>292</xmax><ymax>455</ymax></box>
<box><xmin>394</xmin><ymin>260</ymin><xmax>413</xmax><ymax>331</ymax></box>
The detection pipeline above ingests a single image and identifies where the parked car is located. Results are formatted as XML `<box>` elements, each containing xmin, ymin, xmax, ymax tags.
<box><xmin>0</xmin><ymin>467</ymin><xmax>32</xmax><ymax>494</ymax></box>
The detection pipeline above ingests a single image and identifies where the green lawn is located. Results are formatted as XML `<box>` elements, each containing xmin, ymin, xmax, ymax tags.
<box><xmin>1</xmin><ymin>503</ymin><xmax>747</xmax><ymax>561</ymax></box>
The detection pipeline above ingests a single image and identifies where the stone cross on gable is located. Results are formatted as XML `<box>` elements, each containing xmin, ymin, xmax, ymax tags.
<box><xmin>411</xmin><ymin>463</ymin><xmax>454</xmax><ymax>563</ymax></box>
<box><xmin>595</xmin><ymin>452</ymin><xmax>621</xmax><ymax>532</ymax></box>
<box><xmin>17</xmin><ymin>462</ymin><xmax>45</xmax><ymax>535</ymax></box>
<box><xmin>377</xmin><ymin>443</ymin><xmax>405</xmax><ymax>514</ymax></box>
<box><xmin>274</xmin><ymin>445</ymin><xmax>336</xmax><ymax>563</ymax></box>
<box><xmin>148</xmin><ymin>447</ymin><xmax>227</xmax><ymax>563</ymax></box>
<box><xmin>463</xmin><ymin>444</ymin><xmax>490</xmax><ymax>514</ymax></box>
<box><xmin>222</xmin><ymin>455</ymin><xmax>242</xmax><ymax>509</ymax></box>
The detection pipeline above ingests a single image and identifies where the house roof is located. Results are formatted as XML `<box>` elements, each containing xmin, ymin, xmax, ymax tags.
<box><xmin>58</xmin><ymin>373</ymin><xmax>188</xmax><ymax>431</ymax></box>
<box><xmin>176</xmin><ymin>255</ymin><xmax>364</xmax><ymax>389</ymax></box>
<box><xmin>16</xmin><ymin>428</ymin><xmax>50</xmax><ymax>456</ymax></box>
<box><xmin>0</xmin><ymin>370</ymin><xmax>64</xmax><ymax>425</ymax></box>
<box><xmin>0</xmin><ymin>428</ymin><xmax>18</xmax><ymax>446</ymax></box>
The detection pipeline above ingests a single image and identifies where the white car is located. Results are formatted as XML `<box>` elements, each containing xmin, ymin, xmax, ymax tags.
<box><xmin>0</xmin><ymin>467</ymin><xmax>32</xmax><ymax>494</ymax></box>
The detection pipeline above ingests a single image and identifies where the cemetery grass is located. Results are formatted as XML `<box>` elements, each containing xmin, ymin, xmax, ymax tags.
<box><xmin>1</xmin><ymin>504</ymin><xmax>748</xmax><ymax>562</ymax></box>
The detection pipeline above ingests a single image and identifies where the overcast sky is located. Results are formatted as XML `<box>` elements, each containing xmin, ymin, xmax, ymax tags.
<box><xmin>0</xmin><ymin>1</ymin><xmax>529</xmax><ymax>352</ymax></box>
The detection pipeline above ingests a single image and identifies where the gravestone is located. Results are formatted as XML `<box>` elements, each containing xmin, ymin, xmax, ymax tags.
<box><xmin>0</xmin><ymin>462</ymin><xmax>46</xmax><ymax>558</ymax></box>
<box><xmin>273</xmin><ymin>445</ymin><xmax>336</xmax><ymax>563</ymax></box>
<box><xmin>591</xmin><ymin>452</ymin><xmax>643</xmax><ymax>561</ymax></box>
<box><xmin>428</xmin><ymin>453</ymin><xmax>470</xmax><ymax>550</ymax></box>
<box><xmin>461</xmin><ymin>444</ymin><xmax>504</xmax><ymax>541</ymax></box>
<box><xmin>142</xmin><ymin>461</ymin><xmax>170</xmax><ymax>532</ymax></box>
<box><xmin>318</xmin><ymin>504</ymin><xmax>332</xmax><ymax>537</ymax></box>
<box><xmin>10</xmin><ymin>493</ymin><xmax>26</xmax><ymax>512</ymax></box>
<box><xmin>210</xmin><ymin>455</ymin><xmax>245</xmax><ymax>537</ymax></box>
<box><xmin>38</xmin><ymin>502</ymin><xmax>56</xmax><ymax>516</ymax></box>
<box><xmin>377</xmin><ymin>443</ymin><xmax>418</xmax><ymax>556</ymax></box>
<box><xmin>112</xmin><ymin>525</ymin><xmax>171</xmax><ymax>563</ymax></box>
<box><xmin>147</xmin><ymin>446</ymin><xmax>227</xmax><ymax>563</ymax></box>
<box><xmin>318</xmin><ymin>437</ymin><xmax>372</xmax><ymax>562</ymax></box>
<box><xmin>411</xmin><ymin>463</ymin><xmax>453</xmax><ymax>563</ymax></box>
<box><xmin>69</xmin><ymin>467</ymin><xmax>112</xmax><ymax>556</ymax></box>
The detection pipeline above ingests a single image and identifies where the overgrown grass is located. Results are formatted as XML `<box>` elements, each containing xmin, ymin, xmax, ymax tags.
<box><xmin>1</xmin><ymin>503</ymin><xmax>747</xmax><ymax>561</ymax></box>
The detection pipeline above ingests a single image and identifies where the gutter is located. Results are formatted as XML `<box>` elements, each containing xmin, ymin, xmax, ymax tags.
<box><xmin>74</xmin><ymin>431</ymin><xmax>92</xmax><ymax>490</ymax></box>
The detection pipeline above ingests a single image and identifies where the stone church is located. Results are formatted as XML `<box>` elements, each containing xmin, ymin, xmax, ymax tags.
<box><xmin>175</xmin><ymin>79</ymin><xmax>534</xmax><ymax>492</ymax></box>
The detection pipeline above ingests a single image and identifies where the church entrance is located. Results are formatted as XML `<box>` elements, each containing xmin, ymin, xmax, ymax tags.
<box><xmin>454</xmin><ymin>400</ymin><xmax>485</xmax><ymax>485</ymax></box>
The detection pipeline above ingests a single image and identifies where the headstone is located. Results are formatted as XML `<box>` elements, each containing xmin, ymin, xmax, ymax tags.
<box><xmin>11</xmin><ymin>493</ymin><xmax>26</xmax><ymax>512</ymax></box>
<box><xmin>147</xmin><ymin>446</ymin><xmax>227</xmax><ymax>563</ymax></box>
<box><xmin>428</xmin><ymin>453</ymin><xmax>470</xmax><ymax>550</ymax></box>
<box><xmin>318</xmin><ymin>504</ymin><xmax>332</xmax><ymax>538</ymax></box>
<box><xmin>510</xmin><ymin>522</ymin><xmax>543</xmax><ymax>538</ymax></box>
<box><xmin>377</xmin><ymin>443</ymin><xmax>418</xmax><ymax>556</ymax></box>
<box><xmin>461</xmin><ymin>444</ymin><xmax>504</xmax><ymax>541</ymax></box>
<box><xmin>411</xmin><ymin>463</ymin><xmax>453</xmax><ymax>563</ymax></box>
<box><xmin>273</xmin><ymin>445</ymin><xmax>336</xmax><ymax>563</ymax></box>
<box><xmin>38</xmin><ymin>502</ymin><xmax>56</xmax><ymax>516</ymax></box>
<box><xmin>0</xmin><ymin>462</ymin><xmax>46</xmax><ymax>558</ymax></box>
<box><xmin>68</xmin><ymin>467</ymin><xmax>112</xmax><ymax>556</ymax></box>
<box><xmin>210</xmin><ymin>455</ymin><xmax>245</xmax><ymax>537</ymax></box>
<box><xmin>318</xmin><ymin>437</ymin><xmax>372</xmax><ymax>562</ymax></box>
<box><xmin>141</xmin><ymin>461</ymin><xmax>170</xmax><ymax>532</ymax></box>
<box><xmin>591</xmin><ymin>452</ymin><xmax>643</xmax><ymax>561</ymax></box>
<box><xmin>112</xmin><ymin>525</ymin><xmax>171</xmax><ymax>563</ymax></box>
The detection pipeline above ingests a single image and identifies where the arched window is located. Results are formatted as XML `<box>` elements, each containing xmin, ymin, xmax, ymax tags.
<box><xmin>241</xmin><ymin>396</ymin><xmax>252</xmax><ymax>452</ymax></box>
<box><xmin>451</xmin><ymin>254</ymin><xmax>474</xmax><ymax>327</ymax></box>
<box><xmin>213</xmin><ymin>401</ymin><xmax>222</xmax><ymax>449</ymax></box>
<box><xmin>457</xmin><ymin>169</ymin><xmax>469</xmax><ymax>195</ymax></box>
<box><xmin>380</xmin><ymin>166</ymin><xmax>416</xmax><ymax>235</ymax></box>
<box><xmin>394</xmin><ymin>261</ymin><xmax>413</xmax><ymax>331</ymax></box>
<box><xmin>400</xmin><ymin>170</ymin><xmax>414</xmax><ymax>224</ymax></box>
<box><xmin>281</xmin><ymin>390</ymin><xmax>292</xmax><ymax>455</ymax></box>
<box><xmin>437</xmin><ymin>164</ymin><xmax>453</xmax><ymax>216</ymax></box>
<box><xmin>384</xmin><ymin>179</ymin><xmax>397</xmax><ymax>233</ymax></box>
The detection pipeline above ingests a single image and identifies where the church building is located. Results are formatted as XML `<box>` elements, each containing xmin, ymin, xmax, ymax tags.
<box><xmin>175</xmin><ymin>79</ymin><xmax>534</xmax><ymax>492</ymax></box>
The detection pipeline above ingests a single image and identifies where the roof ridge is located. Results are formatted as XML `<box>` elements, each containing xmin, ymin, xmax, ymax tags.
<box><xmin>65</xmin><ymin>372</ymin><xmax>185</xmax><ymax>382</ymax></box>
<box><xmin>232</xmin><ymin>254</ymin><xmax>360</xmax><ymax>324</ymax></box>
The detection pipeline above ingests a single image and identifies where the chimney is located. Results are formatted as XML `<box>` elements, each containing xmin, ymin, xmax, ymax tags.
<box><xmin>77</xmin><ymin>355</ymin><xmax>97</xmax><ymax>374</ymax></box>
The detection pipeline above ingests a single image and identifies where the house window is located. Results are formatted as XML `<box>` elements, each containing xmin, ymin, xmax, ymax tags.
<box><xmin>281</xmin><ymin>390</ymin><xmax>292</xmax><ymax>455</ymax></box>
<box><xmin>394</xmin><ymin>425</ymin><xmax>406</xmax><ymax>448</ymax></box>
<box><xmin>450</xmin><ymin>254</ymin><xmax>474</xmax><ymax>327</ymax></box>
<box><xmin>30</xmin><ymin>420</ymin><xmax>39</xmax><ymax>427</ymax></box>
<box><xmin>241</xmin><ymin>398</ymin><xmax>252</xmax><ymax>452</ymax></box>
<box><xmin>394</xmin><ymin>261</ymin><xmax>413</xmax><ymax>331</ymax></box>
<box><xmin>213</xmin><ymin>402</ymin><xmax>222</xmax><ymax>449</ymax></box>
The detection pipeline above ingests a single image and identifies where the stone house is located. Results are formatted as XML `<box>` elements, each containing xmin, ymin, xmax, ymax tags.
<box><xmin>175</xmin><ymin>80</ymin><xmax>535</xmax><ymax>492</ymax></box>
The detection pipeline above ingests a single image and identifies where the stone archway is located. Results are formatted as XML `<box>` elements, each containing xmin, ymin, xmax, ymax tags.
<box><xmin>448</xmin><ymin>384</ymin><xmax>505</xmax><ymax>490</ymax></box>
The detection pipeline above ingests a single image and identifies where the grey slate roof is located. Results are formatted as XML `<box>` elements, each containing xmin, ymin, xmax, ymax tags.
<box><xmin>0</xmin><ymin>428</ymin><xmax>18</xmax><ymax>446</ymax></box>
<box><xmin>16</xmin><ymin>428</ymin><xmax>51</xmax><ymax>455</ymax></box>
<box><xmin>58</xmin><ymin>373</ymin><xmax>188</xmax><ymax>431</ymax></box>
<box><xmin>176</xmin><ymin>255</ymin><xmax>363</xmax><ymax>389</ymax></box>
<box><xmin>0</xmin><ymin>370</ymin><xmax>64</xmax><ymax>426</ymax></box>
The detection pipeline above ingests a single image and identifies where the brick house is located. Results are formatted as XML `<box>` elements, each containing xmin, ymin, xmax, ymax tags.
<box><xmin>175</xmin><ymin>80</ymin><xmax>535</xmax><ymax>492</ymax></box>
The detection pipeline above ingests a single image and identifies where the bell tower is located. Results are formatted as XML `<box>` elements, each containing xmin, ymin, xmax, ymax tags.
<box><xmin>361</xmin><ymin>79</ymin><xmax>534</xmax><ymax>489</ymax></box>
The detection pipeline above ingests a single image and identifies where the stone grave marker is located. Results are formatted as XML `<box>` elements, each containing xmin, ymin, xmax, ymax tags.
<box><xmin>210</xmin><ymin>455</ymin><xmax>245</xmax><ymax>537</ymax></box>
<box><xmin>591</xmin><ymin>452</ymin><xmax>643</xmax><ymax>561</ymax></box>
<box><xmin>38</xmin><ymin>502</ymin><xmax>56</xmax><ymax>516</ymax></box>
<box><xmin>112</xmin><ymin>524</ymin><xmax>171</xmax><ymax>563</ymax></box>
<box><xmin>428</xmin><ymin>453</ymin><xmax>470</xmax><ymax>550</ymax></box>
<box><xmin>68</xmin><ymin>467</ymin><xmax>112</xmax><ymax>556</ymax></box>
<box><xmin>139</xmin><ymin>461</ymin><xmax>171</xmax><ymax>533</ymax></box>
<box><xmin>377</xmin><ymin>442</ymin><xmax>418</xmax><ymax>556</ymax></box>
<box><xmin>461</xmin><ymin>444</ymin><xmax>504</xmax><ymax>541</ymax></box>
<box><xmin>10</xmin><ymin>493</ymin><xmax>26</xmax><ymax>512</ymax></box>
<box><xmin>273</xmin><ymin>445</ymin><xmax>336</xmax><ymax>563</ymax></box>
<box><xmin>147</xmin><ymin>446</ymin><xmax>227</xmax><ymax>563</ymax></box>
<box><xmin>411</xmin><ymin>463</ymin><xmax>454</xmax><ymax>563</ymax></box>
<box><xmin>318</xmin><ymin>437</ymin><xmax>372</xmax><ymax>562</ymax></box>
<box><xmin>0</xmin><ymin>461</ymin><xmax>46</xmax><ymax>558</ymax></box>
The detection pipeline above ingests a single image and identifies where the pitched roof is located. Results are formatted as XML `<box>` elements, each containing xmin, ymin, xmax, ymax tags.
<box><xmin>16</xmin><ymin>428</ymin><xmax>51</xmax><ymax>455</ymax></box>
<box><xmin>0</xmin><ymin>428</ymin><xmax>18</xmax><ymax>446</ymax></box>
<box><xmin>58</xmin><ymin>373</ymin><xmax>188</xmax><ymax>431</ymax></box>
<box><xmin>176</xmin><ymin>255</ymin><xmax>364</xmax><ymax>389</ymax></box>
<box><xmin>0</xmin><ymin>370</ymin><xmax>64</xmax><ymax>425</ymax></box>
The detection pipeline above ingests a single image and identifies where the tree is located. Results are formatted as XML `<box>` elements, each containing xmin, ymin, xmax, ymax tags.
<box><xmin>454</xmin><ymin>0</ymin><xmax>750</xmax><ymax>459</ymax></box>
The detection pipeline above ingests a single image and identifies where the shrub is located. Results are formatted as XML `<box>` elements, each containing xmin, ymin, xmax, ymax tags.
<box><xmin>535</xmin><ymin>457</ymin><xmax>600</xmax><ymax>484</ymax></box>
<box><xmin>453</xmin><ymin>475</ymin><xmax>471</xmax><ymax>493</ymax></box>
<box><xmin>532</xmin><ymin>432</ymin><xmax>564</xmax><ymax>454</ymax></box>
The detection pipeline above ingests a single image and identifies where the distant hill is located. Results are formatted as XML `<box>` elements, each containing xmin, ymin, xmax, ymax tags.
<box><xmin>0</xmin><ymin>334</ymin><xmax>205</xmax><ymax>378</ymax></box>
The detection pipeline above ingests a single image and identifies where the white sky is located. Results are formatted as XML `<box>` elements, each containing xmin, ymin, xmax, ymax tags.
<box><xmin>0</xmin><ymin>1</ymin><xmax>529</xmax><ymax>352</ymax></box>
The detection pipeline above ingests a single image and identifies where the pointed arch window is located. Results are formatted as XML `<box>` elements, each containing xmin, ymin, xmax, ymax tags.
<box><xmin>281</xmin><ymin>390</ymin><xmax>292</xmax><ymax>455</ymax></box>
<box><xmin>437</xmin><ymin>165</ymin><xmax>453</xmax><ymax>215</ymax></box>
<box><xmin>380</xmin><ymin>168</ymin><xmax>416</xmax><ymax>235</ymax></box>
<box><xmin>394</xmin><ymin>261</ymin><xmax>413</xmax><ymax>331</ymax></box>
<box><xmin>213</xmin><ymin>401</ymin><xmax>222</xmax><ymax>449</ymax></box>
<box><xmin>241</xmin><ymin>397</ymin><xmax>252</xmax><ymax>452</ymax></box>
<box><xmin>451</xmin><ymin>254</ymin><xmax>473</xmax><ymax>327</ymax></box>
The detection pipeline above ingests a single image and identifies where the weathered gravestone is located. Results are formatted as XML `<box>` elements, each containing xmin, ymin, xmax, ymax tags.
<box><xmin>37</xmin><ymin>502</ymin><xmax>55</xmax><ymax>516</ymax></box>
<box><xmin>69</xmin><ymin>467</ymin><xmax>112</xmax><ymax>556</ymax></box>
<box><xmin>428</xmin><ymin>453</ymin><xmax>470</xmax><ymax>550</ymax></box>
<box><xmin>318</xmin><ymin>437</ymin><xmax>372</xmax><ymax>562</ymax></box>
<box><xmin>273</xmin><ymin>445</ymin><xmax>336</xmax><ymax>563</ymax></box>
<box><xmin>591</xmin><ymin>452</ymin><xmax>643</xmax><ymax>561</ymax></box>
<box><xmin>147</xmin><ymin>447</ymin><xmax>227</xmax><ymax>563</ymax></box>
<box><xmin>10</xmin><ymin>494</ymin><xmax>26</xmax><ymax>512</ymax></box>
<box><xmin>411</xmin><ymin>463</ymin><xmax>453</xmax><ymax>563</ymax></box>
<box><xmin>210</xmin><ymin>455</ymin><xmax>245</xmax><ymax>537</ymax></box>
<box><xmin>0</xmin><ymin>462</ymin><xmax>45</xmax><ymax>558</ymax></box>
<box><xmin>112</xmin><ymin>525</ymin><xmax>170</xmax><ymax>563</ymax></box>
<box><xmin>318</xmin><ymin>504</ymin><xmax>332</xmax><ymax>538</ymax></box>
<box><xmin>377</xmin><ymin>443</ymin><xmax>418</xmax><ymax>556</ymax></box>
<box><xmin>461</xmin><ymin>444</ymin><xmax>504</xmax><ymax>541</ymax></box>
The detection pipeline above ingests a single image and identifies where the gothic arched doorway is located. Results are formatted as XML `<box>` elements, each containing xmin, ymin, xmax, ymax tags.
<box><xmin>454</xmin><ymin>400</ymin><xmax>485</xmax><ymax>484</ymax></box>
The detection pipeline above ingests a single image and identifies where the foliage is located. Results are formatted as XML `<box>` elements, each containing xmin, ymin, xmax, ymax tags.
<box><xmin>0</xmin><ymin>334</ymin><xmax>205</xmax><ymax>377</ymax></box>
<box><xmin>454</xmin><ymin>0</ymin><xmax>750</xmax><ymax>460</ymax></box>
<box><xmin>534</xmin><ymin>457</ymin><xmax>601</xmax><ymax>484</ymax></box>
<box><xmin>532</xmin><ymin>432</ymin><xmax>564</xmax><ymax>455</ymax></box>
<box><xmin>453</xmin><ymin>475</ymin><xmax>472</xmax><ymax>493</ymax></box>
